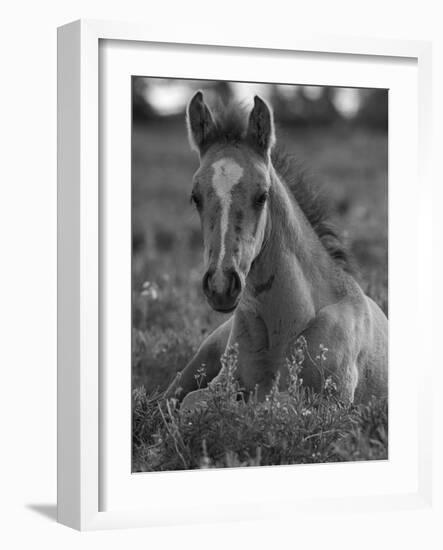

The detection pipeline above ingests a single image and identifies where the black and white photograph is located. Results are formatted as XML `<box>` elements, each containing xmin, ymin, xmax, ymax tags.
<box><xmin>3</xmin><ymin>0</ymin><xmax>439</xmax><ymax>543</ymax></box>
<box><xmin>131</xmin><ymin>78</ymin><xmax>388</xmax><ymax>472</ymax></box>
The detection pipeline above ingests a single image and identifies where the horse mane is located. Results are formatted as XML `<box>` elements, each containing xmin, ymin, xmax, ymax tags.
<box><xmin>208</xmin><ymin>101</ymin><xmax>354</xmax><ymax>274</ymax></box>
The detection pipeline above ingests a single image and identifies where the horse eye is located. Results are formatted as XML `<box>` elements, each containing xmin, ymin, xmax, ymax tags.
<box><xmin>255</xmin><ymin>191</ymin><xmax>268</xmax><ymax>208</ymax></box>
<box><xmin>190</xmin><ymin>192</ymin><xmax>202</xmax><ymax>209</ymax></box>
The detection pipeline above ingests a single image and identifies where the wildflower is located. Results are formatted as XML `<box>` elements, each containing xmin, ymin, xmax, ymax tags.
<box><xmin>324</xmin><ymin>375</ymin><xmax>338</xmax><ymax>396</ymax></box>
<box><xmin>215</xmin><ymin>343</ymin><xmax>241</xmax><ymax>402</ymax></box>
<box><xmin>285</xmin><ymin>335</ymin><xmax>306</xmax><ymax>399</ymax></box>
<box><xmin>141</xmin><ymin>281</ymin><xmax>159</xmax><ymax>301</ymax></box>
<box><xmin>194</xmin><ymin>365</ymin><xmax>207</xmax><ymax>388</ymax></box>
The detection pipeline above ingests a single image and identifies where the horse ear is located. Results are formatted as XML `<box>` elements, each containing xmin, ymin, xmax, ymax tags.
<box><xmin>186</xmin><ymin>91</ymin><xmax>216</xmax><ymax>154</ymax></box>
<box><xmin>246</xmin><ymin>96</ymin><xmax>275</xmax><ymax>157</ymax></box>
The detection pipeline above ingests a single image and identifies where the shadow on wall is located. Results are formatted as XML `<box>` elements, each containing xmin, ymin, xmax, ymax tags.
<box><xmin>26</xmin><ymin>503</ymin><xmax>57</xmax><ymax>522</ymax></box>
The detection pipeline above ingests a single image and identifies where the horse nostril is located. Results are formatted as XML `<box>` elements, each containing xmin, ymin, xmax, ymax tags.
<box><xmin>228</xmin><ymin>270</ymin><xmax>242</xmax><ymax>298</ymax></box>
<box><xmin>203</xmin><ymin>269</ymin><xmax>241</xmax><ymax>304</ymax></box>
<box><xmin>202</xmin><ymin>270</ymin><xmax>213</xmax><ymax>297</ymax></box>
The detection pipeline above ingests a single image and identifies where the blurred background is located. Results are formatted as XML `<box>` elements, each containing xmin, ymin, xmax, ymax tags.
<box><xmin>132</xmin><ymin>78</ymin><xmax>388</xmax><ymax>393</ymax></box>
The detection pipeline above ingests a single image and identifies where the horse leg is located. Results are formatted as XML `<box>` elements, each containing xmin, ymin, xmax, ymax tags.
<box><xmin>295</xmin><ymin>302</ymin><xmax>362</xmax><ymax>404</ymax></box>
<box><xmin>163</xmin><ymin>317</ymin><xmax>232</xmax><ymax>402</ymax></box>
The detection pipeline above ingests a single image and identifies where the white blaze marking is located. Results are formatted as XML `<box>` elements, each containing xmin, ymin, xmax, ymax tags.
<box><xmin>211</xmin><ymin>158</ymin><xmax>244</xmax><ymax>278</ymax></box>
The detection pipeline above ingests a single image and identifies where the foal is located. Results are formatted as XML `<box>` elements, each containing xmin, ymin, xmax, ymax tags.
<box><xmin>165</xmin><ymin>92</ymin><xmax>388</xmax><ymax>407</ymax></box>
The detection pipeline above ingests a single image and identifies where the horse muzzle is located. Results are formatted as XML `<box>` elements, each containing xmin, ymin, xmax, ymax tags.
<box><xmin>202</xmin><ymin>268</ymin><xmax>243</xmax><ymax>312</ymax></box>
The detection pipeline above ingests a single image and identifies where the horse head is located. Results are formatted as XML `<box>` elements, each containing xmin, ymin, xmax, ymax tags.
<box><xmin>186</xmin><ymin>92</ymin><xmax>275</xmax><ymax>312</ymax></box>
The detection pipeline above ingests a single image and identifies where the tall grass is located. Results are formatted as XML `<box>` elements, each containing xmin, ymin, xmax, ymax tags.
<box><xmin>133</xmin><ymin>341</ymin><xmax>388</xmax><ymax>471</ymax></box>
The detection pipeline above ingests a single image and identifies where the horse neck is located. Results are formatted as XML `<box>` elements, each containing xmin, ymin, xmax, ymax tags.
<box><xmin>242</xmin><ymin>166</ymin><xmax>340</xmax><ymax>333</ymax></box>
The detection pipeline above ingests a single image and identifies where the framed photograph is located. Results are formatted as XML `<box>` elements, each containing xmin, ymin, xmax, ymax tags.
<box><xmin>57</xmin><ymin>19</ymin><xmax>432</xmax><ymax>530</ymax></box>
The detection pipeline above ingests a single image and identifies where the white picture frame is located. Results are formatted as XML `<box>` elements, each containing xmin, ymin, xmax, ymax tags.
<box><xmin>57</xmin><ymin>19</ymin><xmax>433</xmax><ymax>531</ymax></box>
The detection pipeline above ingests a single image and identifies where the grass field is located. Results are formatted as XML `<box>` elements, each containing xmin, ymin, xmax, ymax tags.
<box><xmin>131</xmin><ymin>118</ymin><xmax>388</xmax><ymax>471</ymax></box>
